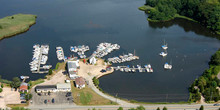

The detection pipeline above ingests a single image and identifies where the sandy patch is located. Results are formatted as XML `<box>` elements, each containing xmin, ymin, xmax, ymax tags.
<box><xmin>0</xmin><ymin>87</ymin><xmax>20</xmax><ymax>109</ymax></box>
<box><xmin>39</xmin><ymin>70</ymin><xmax>67</xmax><ymax>85</ymax></box>
<box><xmin>78</xmin><ymin>59</ymin><xmax>114</xmax><ymax>79</ymax></box>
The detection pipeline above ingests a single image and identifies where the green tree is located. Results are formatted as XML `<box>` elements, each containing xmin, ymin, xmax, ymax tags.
<box><xmin>25</xmin><ymin>93</ymin><xmax>32</xmax><ymax>101</ymax></box>
<box><xmin>210</xmin><ymin>50</ymin><xmax>220</xmax><ymax>65</ymax></box>
<box><xmin>48</xmin><ymin>69</ymin><xmax>53</xmax><ymax>75</ymax></box>
<box><xmin>93</xmin><ymin>77</ymin><xmax>99</xmax><ymax>86</ymax></box>
<box><xmin>10</xmin><ymin>77</ymin><xmax>21</xmax><ymax>89</ymax></box>
<box><xmin>1</xmin><ymin>83</ymin><xmax>3</xmax><ymax>88</ymax></box>
<box><xmin>163</xmin><ymin>107</ymin><xmax>167</xmax><ymax>110</ymax></box>
<box><xmin>0</xmin><ymin>88</ymin><xmax>2</xmax><ymax>93</ymax></box>
<box><xmin>118</xmin><ymin>107</ymin><xmax>123</xmax><ymax>110</ymax></box>
<box><xmin>199</xmin><ymin>105</ymin><xmax>204</xmax><ymax>110</ymax></box>
<box><xmin>156</xmin><ymin>107</ymin><xmax>160</xmax><ymax>110</ymax></box>
<box><xmin>136</xmin><ymin>105</ymin><xmax>145</xmax><ymax>110</ymax></box>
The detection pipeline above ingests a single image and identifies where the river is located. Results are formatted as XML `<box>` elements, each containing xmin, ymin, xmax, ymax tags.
<box><xmin>0</xmin><ymin>0</ymin><xmax>220</xmax><ymax>102</ymax></box>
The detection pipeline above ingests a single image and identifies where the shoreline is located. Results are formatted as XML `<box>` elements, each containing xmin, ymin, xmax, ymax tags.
<box><xmin>0</xmin><ymin>14</ymin><xmax>37</xmax><ymax>41</ymax></box>
<box><xmin>0</xmin><ymin>22</ymin><xmax>36</xmax><ymax>41</ymax></box>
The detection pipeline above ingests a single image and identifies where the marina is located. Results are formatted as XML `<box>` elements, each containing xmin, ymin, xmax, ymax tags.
<box><xmin>70</xmin><ymin>45</ymin><xmax>89</xmax><ymax>59</ymax></box>
<box><xmin>0</xmin><ymin>0</ymin><xmax>219</xmax><ymax>103</ymax></box>
<box><xmin>30</xmin><ymin>44</ymin><xmax>52</xmax><ymax>73</ymax></box>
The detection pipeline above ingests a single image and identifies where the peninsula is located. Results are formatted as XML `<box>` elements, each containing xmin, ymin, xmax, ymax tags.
<box><xmin>0</xmin><ymin>14</ymin><xmax>37</xmax><ymax>40</ymax></box>
<box><xmin>139</xmin><ymin>0</ymin><xmax>220</xmax><ymax>35</ymax></box>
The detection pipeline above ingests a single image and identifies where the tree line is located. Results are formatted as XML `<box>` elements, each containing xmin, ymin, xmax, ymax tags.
<box><xmin>189</xmin><ymin>49</ymin><xmax>220</xmax><ymax>102</ymax></box>
<box><xmin>145</xmin><ymin>0</ymin><xmax>220</xmax><ymax>34</ymax></box>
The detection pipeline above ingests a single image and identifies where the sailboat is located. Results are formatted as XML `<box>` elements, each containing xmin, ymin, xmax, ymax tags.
<box><xmin>161</xmin><ymin>40</ymin><xmax>168</xmax><ymax>50</ymax></box>
<box><xmin>164</xmin><ymin>62</ymin><xmax>172</xmax><ymax>69</ymax></box>
<box><xmin>159</xmin><ymin>51</ymin><xmax>168</xmax><ymax>57</ymax></box>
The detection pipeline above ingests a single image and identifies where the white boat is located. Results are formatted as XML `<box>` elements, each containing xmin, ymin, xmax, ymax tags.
<box><xmin>159</xmin><ymin>52</ymin><xmax>168</xmax><ymax>57</ymax></box>
<box><xmin>120</xmin><ymin>68</ymin><xmax>124</xmax><ymax>72</ymax></box>
<box><xmin>164</xmin><ymin>62</ymin><xmax>172</xmax><ymax>69</ymax></box>
<box><xmin>162</xmin><ymin>40</ymin><xmax>168</xmax><ymax>50</ymax></box>
<box><xmin>70</xmin><ymin>46</ymin><xmax>74</xmax><ymax>52</ymax></box>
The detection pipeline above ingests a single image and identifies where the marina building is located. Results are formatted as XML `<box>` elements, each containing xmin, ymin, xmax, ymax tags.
<box><xmin>19</xmin><ymin>82</ymin><xmax>28</xmax><ymax>93</ymax></box>
<box><xmin>67</xmin><ymin>60</ymin><xmax>80</xmax><ymax>79</ymax></box>
<box><xmin>35</xmin><ymin>85</ymin><xmax>57</xmax><ymax>93</ymax></box>
<box><xmin>35</xmin><ymin>83</ymin><xmax>71</xmax><ymax>93</ymax></box>
<box><xmin>56</xmin><ymin>83</ymin><xmax>71</xmax><ymax>92</ymax></box>
<box><xmin>75</xmin><ymin>77</ymin><xmax>86</xmax><ymax>89</ymax></box>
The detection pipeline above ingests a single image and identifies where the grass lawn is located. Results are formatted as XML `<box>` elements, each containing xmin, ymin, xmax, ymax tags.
<box><xmin>70</xmin><ymin>81</ymin><xmax>117</xmax><ymax>105</ymax></box>
<box><xmin>28</xmin><ymin>78</ymin><xmax>44</xmax><ymax>88</ymax></box>
<box><xmin>0</xmin><ymin>14</ymin><xmax>37</xmax><ymax>40</ymax></box>
<box><xmin>7</xmin><ymin>103</ymin><xmax>28</xmax><ymax>108</ymax></box>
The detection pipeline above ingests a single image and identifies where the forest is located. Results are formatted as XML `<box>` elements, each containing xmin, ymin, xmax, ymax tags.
<box><xmin>189</xmin><ymin>49</ymin><xmax>220</xmax><ymax>102</ymax></box>
<box><xmin>144</xmin><ymin>0</ymin><xmax>220</xmax><ymax>35</ymax></box>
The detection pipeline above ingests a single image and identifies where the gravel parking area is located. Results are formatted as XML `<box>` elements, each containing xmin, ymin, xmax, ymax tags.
<box><xmin>32</xmin><ymin>92</ymin><xmax>74</xmax><ymax>105</ymax></box>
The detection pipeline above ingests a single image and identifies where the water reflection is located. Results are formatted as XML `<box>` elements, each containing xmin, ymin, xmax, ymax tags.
<box><xmin>148</xmin><ymin>17</ymin><xmax>220</xmax><ymax>39</ymax></box>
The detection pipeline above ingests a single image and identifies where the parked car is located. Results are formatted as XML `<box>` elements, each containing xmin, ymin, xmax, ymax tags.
<box><xmin>52</xmin><ymin>98</ymin><xmax>55</xmax><ymax>103</ymax></box>
<box><xmin>37</xmin><ymin>93</ymin><xmax>41</xmax><ymax>96</ymax></box>
<box><xmin>213</xmin><ymin>103</ymin><xmax>220</xmax><ymax>106</ymax></box>
<box><xmin>66</xmin><ymin>92</ymin><xmax>72</xmax><ymax>97</ymax></box>
<box><xmin>100</xmin><ymin>69</ymin><xmax>106</xmax><ymax>73</ymax></box>
<box><xmin>21</xmin><ymin>101</ymin><xmax>26</xmax><ymax>103</ymax></box>
<box><xmin>44</xmin><ymin>100</ymin><xmax>47</xmax><ymax>104</ymax></box>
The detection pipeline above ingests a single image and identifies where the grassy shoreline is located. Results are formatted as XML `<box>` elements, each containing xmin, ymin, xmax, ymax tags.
<box><xmin>0</xmin><ymin>14</ymin><xmax>37</xmax><ymax>40</ymax></box>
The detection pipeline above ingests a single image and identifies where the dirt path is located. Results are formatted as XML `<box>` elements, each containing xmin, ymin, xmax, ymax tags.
<box><xmin>77</xmin><ymin>60</ymin><xmax>135</xmax><ymax>106</ymax></box>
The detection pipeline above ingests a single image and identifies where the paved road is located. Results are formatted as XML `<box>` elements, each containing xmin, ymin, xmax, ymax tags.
<box><xmin>87</xmin><ymin>75</ymin><xmax>136</xmax><ymax>106</ymax></box>
<box><xmin>29</xmin><ymin>104</ymin><xmax>220</xmax><ymax>110</ymax></box>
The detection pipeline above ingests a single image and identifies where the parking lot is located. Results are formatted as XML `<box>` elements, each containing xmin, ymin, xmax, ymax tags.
<box><xmin>32</xmin><ymin>91</ymin><xmax>74</xmax><ymax>105</ymax></box>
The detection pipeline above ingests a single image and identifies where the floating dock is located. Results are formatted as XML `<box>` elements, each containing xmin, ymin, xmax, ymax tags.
<box><xmin>112</xmin><ymin>65</ymin><xmax>153</xmax><ymax>73</ymax></box>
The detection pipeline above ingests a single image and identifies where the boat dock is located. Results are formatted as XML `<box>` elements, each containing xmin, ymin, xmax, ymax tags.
<box><xmin>112</xmin><ymin>65</ymin><xmax>153</xmax><ymax>73</ymax></box>
<box><xmin>70</xmin><ymin>45</ymin><xmax>89</xmax><ymax>59</ymax></box>
<box><xmin>56</xmin><ymin>46</ymin><xmax>65</xmax><ymax>61</ymax></box>
<box><xmin>30</xmin><ymin>44</ymin><xmax>51</xmax><ymax>74</ymax></box>
<box><xmin>92</xmin><ymin>42</ymin><xmax>120</xmax><ymax>58</ymax></box>
<box><xmin>108</xmin><ymin>53</ymin><xmax>139</xmax><ymax>63</ymax></box>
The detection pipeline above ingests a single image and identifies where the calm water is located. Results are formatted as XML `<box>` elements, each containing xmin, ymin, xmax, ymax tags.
<box><xmin>0</xmin><ymin>0</ymin><xmax>220</xmax><ymax>102</ymax></box>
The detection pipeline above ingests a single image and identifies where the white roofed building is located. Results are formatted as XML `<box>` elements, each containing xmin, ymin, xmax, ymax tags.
<box><xmin>67</xmin><ymin>60</ymin><xmax>80</xmax><ymax>79</ymax></box>
<box><xmin>56</xmin><ymin>83</ymin><xmax>71</xmax><ymax>92</ymax></box>
<box><xmin>89</xmin><ymin>56</ymin><xmax>97</xmax><ymax>65</ymax></box>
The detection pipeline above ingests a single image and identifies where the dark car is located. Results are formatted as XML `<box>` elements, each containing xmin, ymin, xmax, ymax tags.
<box><xmin>213</xmin><ymin>103</ymin><xmax>220</xmax><ymax>106</ymax></box>
<box><xmin>37</xmin><ymin>93</ymin><xmax>41</xmax><ymax>96</ymax></box>
<box><xmin>52</xmin><ymin>98</ymin><xmax>55</xmax><ymax>103</ymax></box>
<box><xmin>21</xmin><ymin>101</ymin><xmax>26</xmax><ymax>103</ymax></box>
<box><xmin>44</xmin><ymin>100</ymin><xmax>47</xmax><ymax>104</ymax></box>
<box><xmin>66</xmin><ymin>92</ymin><xmax>72</xmax><ymax>97</ymax></box>
<box><xmin>100</xmin><ymin>69</ymin><xmax>106</xmax><ymax>73</ymax></box>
